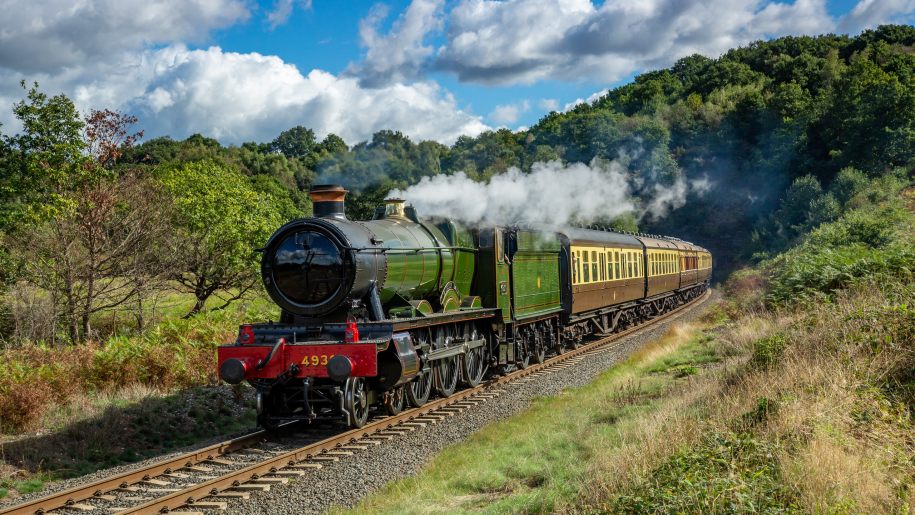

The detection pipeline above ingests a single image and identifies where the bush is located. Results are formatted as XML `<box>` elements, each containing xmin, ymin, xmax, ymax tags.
<box><xmin>766</xmin><ymin>242</ymin><xmax>914</xmax><ymax>306</ymax></box>
<box><xmin>751</xmin><ymin>333</ymin><xmax>788</xmax><ymax>368</ymax></box>
<box><xmin>829</xmin><ymin>166</ymin><xmax>869</xmax><ymax>206</ymax></box>
<box><xmin>0</xmin><ymin>378</ymin><xmax>54</xmax><ymax>432</ymax></box>
<box><xmin>805</xmin><ymin>206</ymin><xmax>905</xmax><ymax>248</ymax></box>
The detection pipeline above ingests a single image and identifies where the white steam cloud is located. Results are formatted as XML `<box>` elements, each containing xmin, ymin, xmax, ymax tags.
<box><xmin>391</xmin><ymin>158</ymin><xmax>709</xmax><ymax>227</ymax></box>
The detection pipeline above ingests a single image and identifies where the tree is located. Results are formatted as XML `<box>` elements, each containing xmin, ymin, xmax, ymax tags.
<box><xmin>159</xmin><ymin>160</ymin><xmax>290</xmax><ymax>316</ymax></box>
<box><xmin>319</xmin><ymin>133</ymin><xmax>348</xmax><ymax>155</ymax></box>
<box><xmin>270</xmin><ymin>126</ymin><xmax>317</xmax><ymax>158</ymax></box>
<box><xmin>829</xmin><ymin>166</ymin><xmax>868</xmax><ymax>206</ymax></box>
<box><xmin>1</xmin><ymin>81</ymin><xmax>90</xmax><ymax>228</ymax></box>
<box><xmin>8</xmin><ymin>175</ymin><xmax>171</xmax><ymax>341</ymax></box>
<box><xmin>84</xmin><ymin>109</ymin><xmax>143</xmax><ymax>168</ymax></box>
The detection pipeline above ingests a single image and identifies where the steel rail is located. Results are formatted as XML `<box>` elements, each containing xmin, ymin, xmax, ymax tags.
<box><xmin>2</xmin><ymin>288</ymin><xmax>710</xmax><ymax>515</ymax></box>
<box><xmin>0</xmin><ymin>430</ymin><xmax>273</xmax><ymax>515</ymax></box>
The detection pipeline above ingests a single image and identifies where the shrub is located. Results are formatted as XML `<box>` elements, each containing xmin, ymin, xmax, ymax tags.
<box><xmin>0</xmin><ymin>376</ymin><xmax>54</xmax><ymax>432</ymax></box>
<box><xmin>805</xmin><ymin>206</ymin><xmax>905</xmax><ymax>248</ymax></box>
<box><xmin>766</xmin><ymin>242</ymin><xmax>914</xmax><ymax>306</ymax></box>
<box><xmin>829</xmin><ymin>166</ymin><xmax>869</xmax><ymax>206</ymax></box>
<box><xmin>751</xmin><ymin>333</ymin><xmax>788</xmax><ymax>368</ymax></box>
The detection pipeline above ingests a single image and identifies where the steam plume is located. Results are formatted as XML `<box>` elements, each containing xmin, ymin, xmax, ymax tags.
<box><xmin>391</xmin><ymin>158</ymin><xmax>710</xmax><ymax>227</ymax></box>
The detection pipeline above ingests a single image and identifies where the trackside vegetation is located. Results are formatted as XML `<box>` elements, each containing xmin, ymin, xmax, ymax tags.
<box><xmin>344</xmin><ymin>184</ymin><xmax>914</xmax><ymax>513</ymax></box>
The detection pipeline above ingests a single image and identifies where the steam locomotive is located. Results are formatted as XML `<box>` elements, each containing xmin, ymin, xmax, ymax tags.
<box><xmin>217</xmin><ymin>185</ymin><xmax>711</xmax><ymax>428</ymax></box>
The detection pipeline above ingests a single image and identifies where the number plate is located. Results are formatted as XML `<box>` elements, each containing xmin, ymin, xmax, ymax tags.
<box><xmin>287</xmin><ymin>343</ymin><xmax>378</xmax><ymax>377</ymax></box>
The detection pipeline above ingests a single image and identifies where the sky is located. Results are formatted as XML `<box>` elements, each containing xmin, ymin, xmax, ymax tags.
<box><xmin>0</xmin><ymin>0</ymin><xmax>912</xmax><ymax>146</ymax></box>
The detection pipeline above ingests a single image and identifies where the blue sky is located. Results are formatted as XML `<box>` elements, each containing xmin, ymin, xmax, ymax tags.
<box><xmin>0</xmin><ymin>0</ymin><xmax>912</xmax><ymax>145</ymax></box>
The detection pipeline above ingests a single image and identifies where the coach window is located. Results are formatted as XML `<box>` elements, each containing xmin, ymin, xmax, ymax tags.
<box><xmin>613</xmin><ymin>251</ymin><xmax>620</xmax><ymax>279</ymax></box>
<box><xmin>572</xmin><ymin>252</ymin><xmax>579</xmax><ymax>284</ymax></box>
<box><xmin>599</xmin><ymin>252</ymin><xmax>606</xmax><ymax>281</ymax></box>
<box><xmin>582</xmin><ymin>251</ymin><xmax>590</xmax><ymax>283</ymax></box>
<box><xmin>591</xmin><ymin>251</ymin><xmax>599</xmax><ymax>282</ymax></box>
<box><xmin>606</xmin><ymin>252</ymin><xmax>612</xmax><ymax>280</ymax></box>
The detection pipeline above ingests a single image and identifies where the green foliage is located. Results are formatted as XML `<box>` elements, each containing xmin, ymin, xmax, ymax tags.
<box><xmin>0</xmin><ymin>82</ymin><xmax>93</xmax><ymax>229</ymax></box>
<box><xmin>158</xmin><ymin>160</ymin><xmax>295</xmax><ymax>314</ymax></box>
<box><xmin>751</xmin><ymin>333</ymin><xmax>788</xmax><ymax>368</ymax></box>
<box><xmin>763</xmin><ymin>198</ymin><xmax>914</xmax><ymax>306</ymax></box>
<box><xmin>0</xmin><ymin>478</ymin><xmax>45</xmax><ymax>499</ymax></box>
<box><xmin>270</xmin><ymin>125</ymin><xmax>316</xmax><ymax>158</ymax></box>
<box><xmin>767</xmin><ymin>242</ymin><xmax>914</xmax><ymax>306</ymax></box>
<box><xmin>611</xmin><ymin>432</ymin><xmax>798</xmax><ymax>513</ymax></box>
<box><xmin>608</xmin><ymin>213</ymin><xmax>640</xmax><ymax>233</ymax></box>
<box><xmin>805</xmin><ymin>205</ymin><xmax>905</xmax><ymax>248</ymax></box>
<box><xmin>829</xmin><ymin>166</ymin><xmax>869</xmax><ymax>206</ymax></box>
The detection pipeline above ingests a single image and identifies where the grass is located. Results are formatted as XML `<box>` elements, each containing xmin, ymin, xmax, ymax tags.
<box><xmin>340</xmin><ymin>320</ymin><xmax>722</xmax><ymax>515</ymax></box>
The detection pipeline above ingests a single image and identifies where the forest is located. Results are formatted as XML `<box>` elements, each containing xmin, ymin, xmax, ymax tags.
<box><xmin>0</xmin><ymin>25</ymin><xmax>911</xmax><ymax>430</ymax></box>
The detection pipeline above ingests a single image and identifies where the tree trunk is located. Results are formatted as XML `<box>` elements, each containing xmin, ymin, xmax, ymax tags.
<box><xmin>81</xmin><ymin>313</ymin><xmax>92</xmax><ymax>342</ymax></box>
<box><xmin>186</xmin><ymin>293</ymin><xmax>209</xmax><ymax>318</ymax></box>
<box><xmin>186</xmin><ymin>277</ymin><xmax>211</xmax><ymax>318</ymax></box>
<box><xmin>136</xmin><ymin>291</ymin><xmax>145</xmax><ymax>333</ymax></box>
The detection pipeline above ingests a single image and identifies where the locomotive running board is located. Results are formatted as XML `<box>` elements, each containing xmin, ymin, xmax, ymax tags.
<box><xmin>391</xmin><ymin>308</ymin><xmax>501</xmax><ymax>331</ymax></box>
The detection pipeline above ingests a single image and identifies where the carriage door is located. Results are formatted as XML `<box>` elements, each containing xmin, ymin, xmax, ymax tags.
<box><xmin>494</xmin><ymin>228</ymin><xmax>512</xmax><ymax>322</ymax></box>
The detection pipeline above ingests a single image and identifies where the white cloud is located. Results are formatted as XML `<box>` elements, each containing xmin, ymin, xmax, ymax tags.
<box><xmin>839</xmin><ymin>0</ymin><xmax>915</xmax><ymax>33</ymax></box>
<box><xmin>0</xmin><ymin>0</ymin><xmax>249</xmax><ymax>73</ymax></box>
<box><xmin>436</xmin><ymin>0</ymin><xmax>913</xmax><ymax>86</ymax></box>
<box><xmin>348</xmin><ymin>0</ymin><xmax>445</xmax><ymax>87</ymax></box>
<box><xmin>0</xmin><ymin>45</ymin><xmax>489</xmax><ymax>145</ymax></box>
<box><xmin>538</xmin><ymin>98</ymin><xmax>559</xmax><ymax>111</ymax></box>
<box><xmin>490</xmin><ymin>100</ymin><xmax>530</xmax><ymax>124</ymax></box>
<box><xmin>563</xmin><ymin>89</ymin><xmax>607</xmax><ymax>112</ymax></box>
<box><xmin>266</xmin><ymin>0</ymin><xmax>313</xmax><ymax>29</ymax></box>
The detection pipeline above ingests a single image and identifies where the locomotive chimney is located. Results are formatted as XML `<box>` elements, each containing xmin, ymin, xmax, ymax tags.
<box><xmin>310</xmin><ymin>184</ymin><xmax>348</xmax><ymax>219</ymax></box>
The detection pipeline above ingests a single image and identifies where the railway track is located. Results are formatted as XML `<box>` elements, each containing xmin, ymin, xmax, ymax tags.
<box><xmin>2</xmin><ymin>289</ymin><xmax>710</xmax><ymax>515</ymax></box>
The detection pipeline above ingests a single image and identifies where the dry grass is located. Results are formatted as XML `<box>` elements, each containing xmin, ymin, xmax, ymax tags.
<box><xmin>583</xmin><ymin>284</ymin><xmax>915</xmax><ymax>513</ymax></box>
